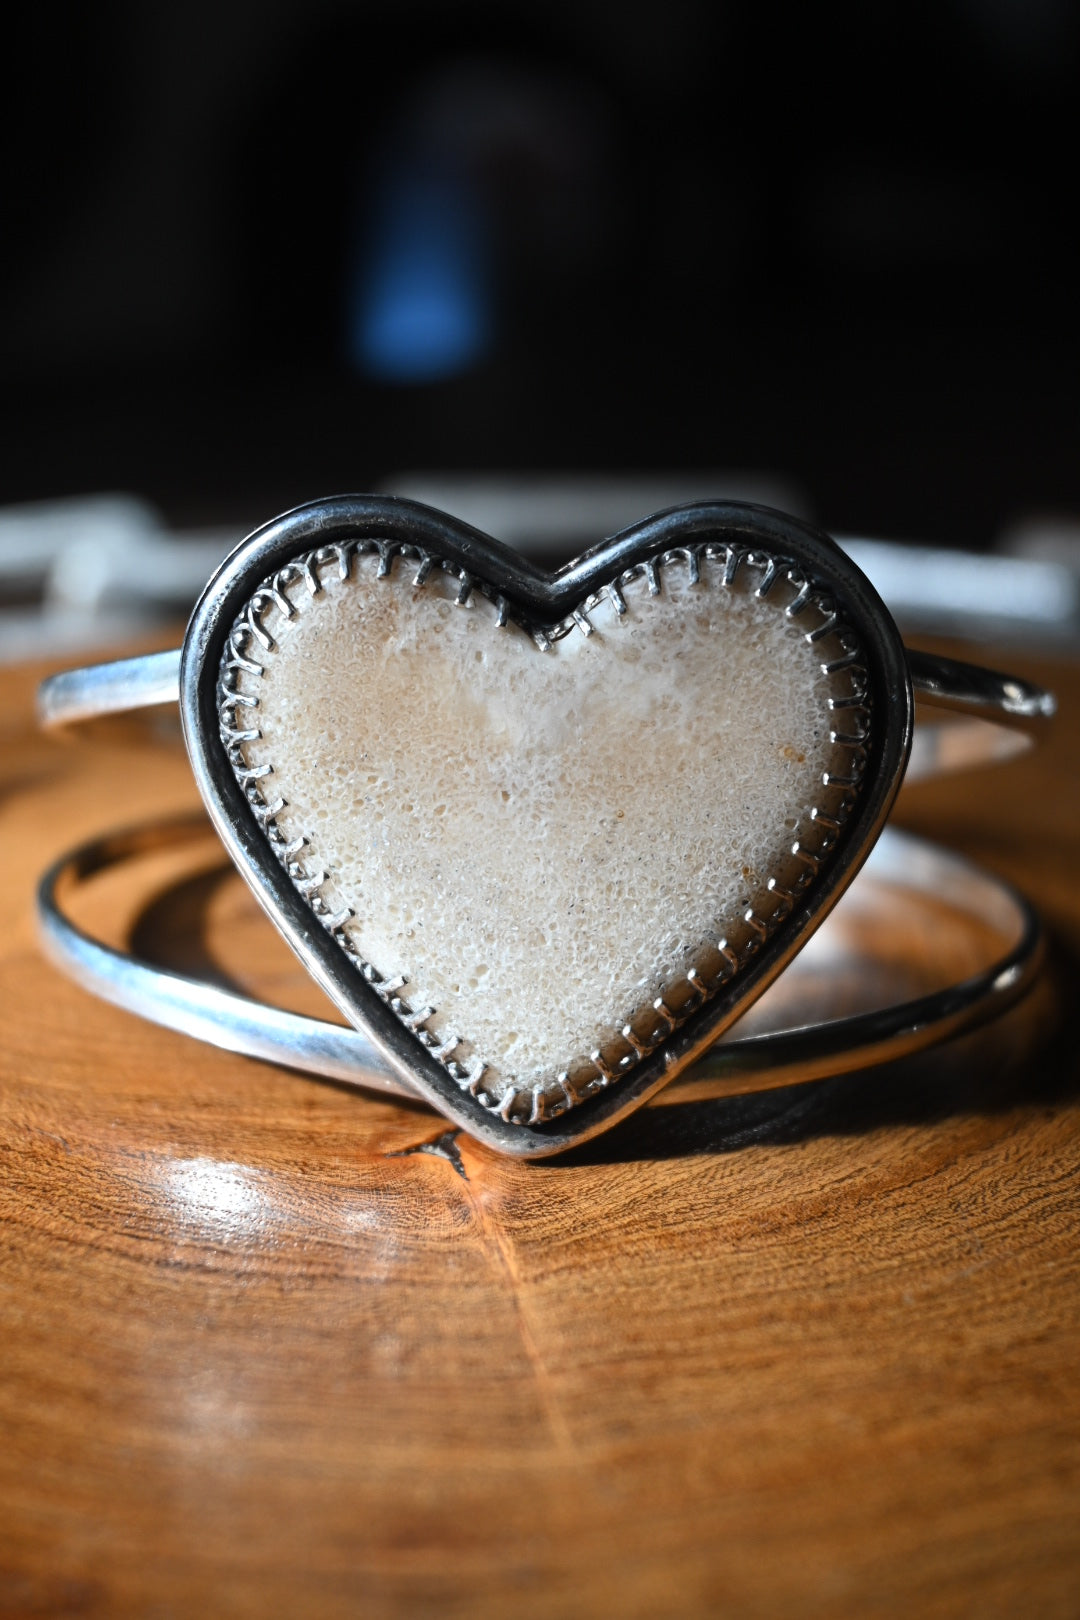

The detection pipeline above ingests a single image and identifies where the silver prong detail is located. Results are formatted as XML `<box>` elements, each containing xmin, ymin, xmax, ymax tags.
<box><xmin>294</xmin><ymin>869</ymin><xmax>327</xmax><ymax>893</ymax></box>
<box><xmin>228</xmin><ymin>646</ymin><xmax>264</xmax><ymax>677</ymax></box>
<box><xmin>754</xmin><ymin>556</ymin><xmax>779</xmax><ymax>596</ymax></box>
<box><xmin>243</xmin><ymin>607</ymin><xmax>274</xmax><ymax>651</ymax></box>
<box><xmin>822</xmin><ymin>650</ymin><xmax>862</xmax><ymax>675</ymax></box>
<box><xmin>767</xmin><ymin>877</ymin><xmax>795</xmax><ymax>917</ymax></box>
<box><xmin>685</xmin><ymin>968</ymin><xmax>709</xmax><ymax>1008</ymax></box>
<box><xmin>463</xmin><ymin>1062</ymin><xmax>488</xmax><ymax>1098</ymax></box>
<box><xmin>621</xmin><ymin>1024</ymin><xmax>651</xmax><ymax>1058</ymax></box>
<box><xmin>259</xmin><ymin>585</ymin><xmax>294</xmax><ymax>620</ymax></box>
<box><xmin>806</xmin><ymin>613</ymin><xmax>839</xmax><ymax>643</ymax></box>
<box><xmin>498</xmin><ymin>1082</ymin><xmax>524</xmax><ymax>1121</ymax></box>
<box><xmin>652</xmin><ymin>998</ymin><xmax>677</xmax><ymax>1035</ymax></box>
<box><xmin>589</xmin><ymin>1050</ymin><xmax>617</xmax><ymax>1084</ymax></box>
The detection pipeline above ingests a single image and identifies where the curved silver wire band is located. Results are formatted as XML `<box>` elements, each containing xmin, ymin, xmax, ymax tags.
<box><xmin>37</xmin><ymin>819</ymin><xmax>1043</xmax><ymax>1108</ymax></box>
<box><xmin>36</xmin><ymin>646</ymin><xmax>1056</xmax><ymax>783</ymax></box>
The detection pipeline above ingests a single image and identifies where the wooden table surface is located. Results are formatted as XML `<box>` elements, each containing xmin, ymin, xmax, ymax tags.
<box><xmin>2</xmin><ymin>641</ymin><xmax>1079</xmax><ymax>1619</ymax></box>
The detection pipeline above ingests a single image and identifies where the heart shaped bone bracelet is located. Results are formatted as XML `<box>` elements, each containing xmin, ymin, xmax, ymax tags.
<box><xmin>38</xmin><ymin>498</ymin><xmax>1055</xmax><ymax>1156</ymax></box>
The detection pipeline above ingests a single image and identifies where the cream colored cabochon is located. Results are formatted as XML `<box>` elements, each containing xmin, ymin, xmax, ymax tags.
<box><xmin>233</xmin><ymin>551</ymin><xmax>858</xmax><ymax>1102</ymax></box>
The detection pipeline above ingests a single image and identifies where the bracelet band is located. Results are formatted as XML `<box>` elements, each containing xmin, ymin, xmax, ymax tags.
<box><xmin>37</xmin><ymin>818</ymin><xmax>1043</xmax><ymax>1110</ymax></box>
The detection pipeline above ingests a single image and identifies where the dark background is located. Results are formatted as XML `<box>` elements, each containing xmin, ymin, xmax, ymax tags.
<box><xmin>2</xmin><ymin>0</ymin><xmax>1078</xmax><ymax>545</ymax></box>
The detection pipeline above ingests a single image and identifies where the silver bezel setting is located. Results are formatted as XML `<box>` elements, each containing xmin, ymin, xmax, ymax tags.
<box><xmin>181</xmin><ymin>496</ymin><xmax>914</xmax><ymax>1157</ymax></box>
<box><xmin>217</xmin><ymin>535</ymin><xmax>871</xmax><ymax>1128</ymax></box>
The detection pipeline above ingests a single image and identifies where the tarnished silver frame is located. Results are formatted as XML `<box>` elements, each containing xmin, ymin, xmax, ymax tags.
<box><xmin>174</xmin><ymin>497</ymin><xmax>913</xmax><ymax>1156</ymax></box>
<box><xmin>216</xmin><ymin>534</ymin><xmax>871</xmax><ymax>1129</ymax></box>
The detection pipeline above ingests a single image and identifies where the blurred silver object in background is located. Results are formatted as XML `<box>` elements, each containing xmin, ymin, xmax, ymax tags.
<box><xmin>387</xmin><ymin>476</ymin><xmax>1080</xmax><ymax>651</ymax></box>
<box><xmin>0</xmin><ymin>495</ymin><xmax>236</xmax><ymax>662</ymax></box>
<box><xmin>380</xmin><ymin>472</ymin><xmax>810</xmax><ymax>550</ymax></box>
<box><xmin>840</xmin><ymin>536</ymin><xmax>1078</xmax><ymax>644</ymax></box>
<box><xmin>2</xmin><ymin>480</ymin><xmax>1078</xmax><ymax>662</ymax></box>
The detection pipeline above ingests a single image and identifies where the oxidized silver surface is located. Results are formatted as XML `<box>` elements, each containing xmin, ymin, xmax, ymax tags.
<box><xmin>175</xmin><ymin>497</ymin><xmax>913</xmax><ymax>1156</ymax></box>
<box><xmin>216</xmin><ymin>534</ymin><xmax>871</xmax><ymax>1129</ymax></box>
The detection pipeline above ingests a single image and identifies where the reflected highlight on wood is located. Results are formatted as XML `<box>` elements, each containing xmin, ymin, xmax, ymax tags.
<box><xmin>1</xmin><ymin>645</ymin><xmax>1079</xmax><ymax>1619</ymax></box>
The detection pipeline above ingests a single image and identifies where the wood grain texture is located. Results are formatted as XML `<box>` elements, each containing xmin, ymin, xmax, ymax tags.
<box><xmin>1</xmin><ymin>642</ymin><xmax>1079</xmax><ymax>1619</ymax></box>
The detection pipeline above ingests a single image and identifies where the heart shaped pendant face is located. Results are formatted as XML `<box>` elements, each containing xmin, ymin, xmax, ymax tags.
<box><xmin>182</xmin><ymin>499</ymin><xmax>912</xmax><ymax>1156</ymax></box>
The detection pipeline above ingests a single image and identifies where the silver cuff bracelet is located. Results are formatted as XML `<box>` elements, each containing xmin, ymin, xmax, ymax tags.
<box><xmin>37</xmin><ymin>497</ymin><xmax>1056</xmax><ymax>1157</ymax></box>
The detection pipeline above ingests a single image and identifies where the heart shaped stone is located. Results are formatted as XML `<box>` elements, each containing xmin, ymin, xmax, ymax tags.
<box><xmin>184</xmin><ymin>499</ymin><xmax>910</xmax><ymax>1153</ymax></box>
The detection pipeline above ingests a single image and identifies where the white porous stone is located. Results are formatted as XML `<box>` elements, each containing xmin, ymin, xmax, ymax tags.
<box><xmin>235</xmin><ymin>553</ymin><xmax>858</xmax><ymax>1093</ymax></box>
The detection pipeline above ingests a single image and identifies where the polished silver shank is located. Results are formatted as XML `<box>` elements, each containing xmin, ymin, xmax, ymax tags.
<box><xmin>37</xmin><ymin>820</ymin><xmax>1043</xmax><ymax>1110</ymax></box>
<box><xmin>38</xmin><ymin>648</ymin><xmax>182</xmax><ymax>728</ymax></box>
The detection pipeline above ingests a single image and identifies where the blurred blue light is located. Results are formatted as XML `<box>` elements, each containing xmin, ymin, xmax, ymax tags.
<box><xmin>350</xmin><ymin>167</ymin><xmax>491</xmax><ymax>384</ymax></box>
